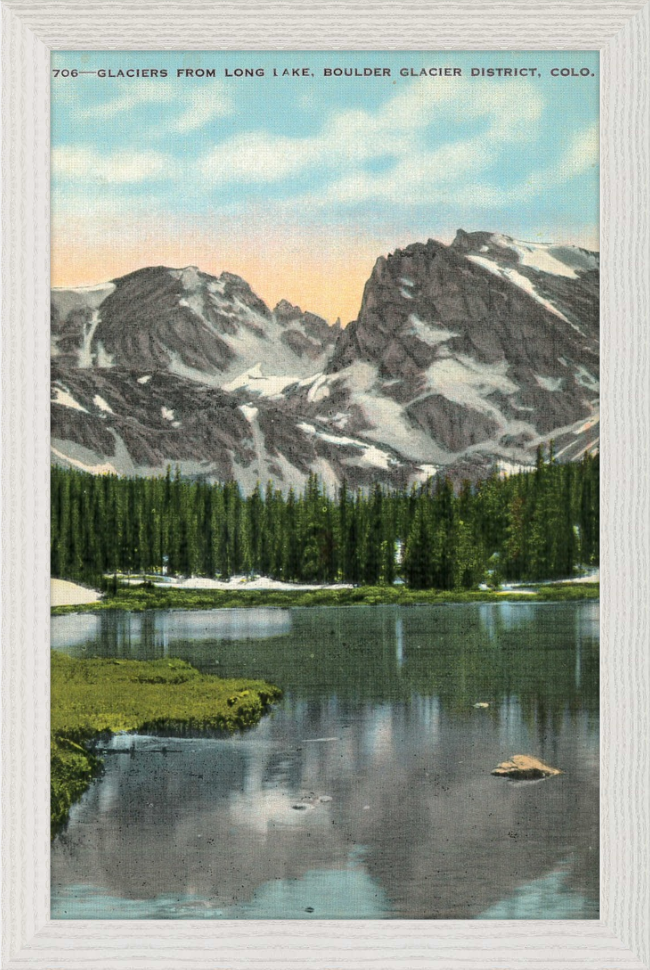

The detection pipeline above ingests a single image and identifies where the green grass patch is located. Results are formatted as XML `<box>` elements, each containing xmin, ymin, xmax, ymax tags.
<box><xmin>51</xmin><ymin>651</ymin><xmax>281</xmax><ymax>838</ymax></box>
<box><xmin>51</xmin><ymin>581</ymin><xmax>599</xmax><ymax>616</ymax></box>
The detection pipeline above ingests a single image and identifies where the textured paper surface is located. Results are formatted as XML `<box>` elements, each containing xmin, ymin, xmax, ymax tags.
<box><xmin>2</xmin><ymin>1</ymin><xmax>650</xmax><ymax>967</ymax></box>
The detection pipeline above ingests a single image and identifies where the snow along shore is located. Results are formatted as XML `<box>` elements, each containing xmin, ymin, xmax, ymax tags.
<box><xmin>52</xmin><ymin>569</ymin><xmax>598</xmax><ymax>605</ymax></box>
<box><xmin>152</xmin><ymin>576</ymin><xmax>356</xmax><ymax>592</ymax></box>
<box><xmin>51</xmin><ymin>578</ymin><xmax>102</xmax><ymax>607</ymax></box>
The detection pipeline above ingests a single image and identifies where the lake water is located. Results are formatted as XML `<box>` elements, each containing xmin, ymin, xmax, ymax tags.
<box><xmin>51</xmin><ymin>601</ymin><xmax>599</xmax><ymax>920</ymax></box>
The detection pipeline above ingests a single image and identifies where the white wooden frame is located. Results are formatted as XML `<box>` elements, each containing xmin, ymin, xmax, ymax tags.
<box><xmin>1</xmin><ymin>2</ymin><xmax>649</xmax><ymax>967</ymax></box>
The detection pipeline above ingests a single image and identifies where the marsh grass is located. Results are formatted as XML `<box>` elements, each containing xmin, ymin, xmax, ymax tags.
<box><xmin>50</xmin><ymin>652</ymin><xmax>281</xmax><ymax>837</ymax></box>
<box><xmin>51</xmin><ymin>582</ymin><xmax>600</xmax><ymax>616</ymax></box>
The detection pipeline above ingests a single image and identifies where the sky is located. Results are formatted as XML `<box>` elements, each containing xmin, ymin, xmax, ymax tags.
<box><xmin>51</xmin><ymin>50</ymin><xmax>599</xmax><ymax>324</ymax></box>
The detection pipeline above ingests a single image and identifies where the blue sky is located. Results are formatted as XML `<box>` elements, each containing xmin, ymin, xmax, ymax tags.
<box><xmin>51</xmin><ymin>50</ymin><xmax>599</xmax><ymax>322</ymax></box>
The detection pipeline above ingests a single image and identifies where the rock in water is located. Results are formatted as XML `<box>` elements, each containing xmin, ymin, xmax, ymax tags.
<box><xmin>491</xmin><ymin>755</ymin><xmax>562</xmax><ymax>780</ymax></box>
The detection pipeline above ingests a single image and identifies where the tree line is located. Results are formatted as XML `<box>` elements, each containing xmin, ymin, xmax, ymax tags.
<box><xmin>51</xmin><ymin>448</ymin><xmax>599</xmax><ymax>590</ymax></box>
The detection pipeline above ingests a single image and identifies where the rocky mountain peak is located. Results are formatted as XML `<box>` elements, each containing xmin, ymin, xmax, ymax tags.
<box><xmin>450</xmin><ymin>228</ymin><xmax>494</xmax><ymax>253</ymax></box>
<box><xmin>273</xmin><ymin>298</ymin><xmax>300</xmax><ymax>322</ymax></box>
<box><xmin>272</xmin><ymin>299</ymin><xmax>339</xmax><ymax>361</ymax></box>
<box><xmin>450</xmin><ymin>229</ymin><xmax>599</xmax><ymax>281</ymax></box>
<box><xmin>51</xmin><ymin>231</ymin><xmax>600</xmax><ymax>491</ymax></box>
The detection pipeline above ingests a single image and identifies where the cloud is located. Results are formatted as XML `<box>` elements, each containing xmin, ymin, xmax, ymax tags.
<box><xmin>54</xmin><ymin>77</ymin><xmax>598</xmax><ymax>220</ymax></box>
<box><xmin>77</xmin><ymin>79</ymin><xmax>233</xmax><ymax>133</ymax></box>
<box><xmin>170</xmin><ymin>88</ymin><xmax>233</xmax><ymax>133</ymax></box>
<box><xmin>79</xmin><ymin>80</ymin><xmax>177</xmax><ymax>118</ymax></box>
<box><xmin>199</xmin><ymin>132</ymin><xmax>323</xmax><ymax>183</ymax></box>
<box><xmin>53</xmin><ymin>146</ymin><xmax>176</xmax><ymax>184</ymax></box>
<box><xmin>556</xmin><ymin>121</ymin><xmax>599</xmax><ymax>180</ymax></box>
<box><xmin>197</xmin><ymin>78</ymin><xmax>545</xmax><ymax>206</ymax></box>
<box><xmin>516</xmin><ymin>122</ymin><xmax>600</xmax><ymax>200</ymax></box>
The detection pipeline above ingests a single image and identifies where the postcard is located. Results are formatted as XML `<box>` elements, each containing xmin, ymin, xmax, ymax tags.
<box><xmin>49</xmin><ymin>49</ymin><xmax>600</xmax><ymax>921</ymax></box>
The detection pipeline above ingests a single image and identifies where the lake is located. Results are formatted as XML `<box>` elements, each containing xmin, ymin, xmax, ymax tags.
<box><xmin>51</xmin><ymin>601</ymin><xmax>599</xmax><ymax>920</ymax></box>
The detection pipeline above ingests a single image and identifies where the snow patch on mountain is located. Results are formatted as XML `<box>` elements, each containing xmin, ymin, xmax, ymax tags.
<box><xmin>555</xmin><ymin>436</ymin><xmax>599</xmax><ymax>461</ymax></box>
<box><xmin>574</xmin><ymin>415</ymin><xmax>599</xmax><ymax>435</ymax></box>
<box><xmin>490</xmin><ymin>234</ymin><xmax>597</xmax><ymax>279</ymax></box>
<box><xmin>51</xmin><ymin>281</ymin><xmax>115</xmax><ymax>316</ymax></box>
<box><xmin>414</xmin><ymin>463</ymin><xmax>438</xmax><ymax>482</ymax></box>
<box><xmin>298</xmin><ymin>422</ymin><xmax>397</xmax><ymax>471</ymax></box>
<box><xmin>425</xmin><ymin>355</ymin><xmax>518</xmax><ymax>417</ymax></box>
<box><xmin>358</xmin><ymin>444</ymin><xmax>394</xmax><ymax>470</ymax></box>
<box><xmin>51</xmin><ymin>445</ymin><xmax>117</xmax><ymax>475</ymax></box>
<box><xmin>240</xmin><ymin>405</ymin><xmax>259</xmax><ymax>423</ymax></box>
<box><xmin>534</xmin><ymin>375</ymin><xmax>563</xmax><ymax>392</ymax></box>
<box><xmin>52</xmin><ymin>387</ymin><xmax>88</xmax><ymax>413</ymax></box>
<box><xmin>307</xmin><ymin>374</ymin><xmax>331</xmax><ymax>403</ymax></box>
<box><xmin>224</xmin><ymin>364</ymin><xmax>301</xmax><ymax>397</ymax></box>
<box><xmin>497</xmin><ymin>459</ymin><xmax>534</xmax><ymax>477</ymax></box>
<box><xmin>208</xmin><ymin>277</ymin><xmax>227</xmax><ymax>295</ymax></box>
<box><xmin>574</xmin><ymin>365</ymin><xmax>599</xmax><ymax>390</ymax></box>
<box><xmin>93</xmin><ymin>394</ymin><xmax>113</xmax><ymax>413</ymax></box>
<box><xmin>405</xmin><ymin>314</ymin><xmax>458</xmax><ymax>347</ymax></box>
<box><xmin>330</xmin><ymin>366</ymin><xmax>447</xmax><ymax>463</ymax></box>
<box><xmin>467</xmin><ymin>255</ymin><xmax>571</xmax><ymax>324</ymax></box>
<box><xmin>78</xmin><ymin>310</ymin><xmax>102</xmax><ymax>368</ymax></box>
<box><xmin>94</xmin><ymin>342</ymin><xmax>115</xmax><ymax>368</ymax></box>
<box><xmin>328</xmin><ymin>412</ymin><xmax>350</xmax><ymax>430</ymax></box>
<box><xmin>178</xmin><ymin>294</ymin><xmax>205</xmax><ymax>317</ymax></box>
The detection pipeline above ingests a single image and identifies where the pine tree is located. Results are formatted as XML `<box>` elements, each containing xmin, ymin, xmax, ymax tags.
<box><xmin>363</xmin><ymin>483</ymin><xmax>383</xmax><ymax>585</ymax></box>
<box><xmin>50</xmin><ymin>457</ymin><xmax>599</xmax><ymax>588</ymax></box>
<box><xmin>404</xmin><ymin>502</ymin><xmax>434</xmax><ymax>589</ymax></box>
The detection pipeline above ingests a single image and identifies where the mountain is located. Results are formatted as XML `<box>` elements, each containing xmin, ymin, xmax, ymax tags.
<box><xmin>301</xmin><ymin>230</ymin><xmax>598</xmax><ymax>478</ymax></box>
<box><xmin>51</xmin><ymin>360</ymin><xmax>421</xmax><ymax>492</ymax></box>
<box><xmin>51</xmin><ymin>232</ymin><xmax>599</xmax><ymax>489</ymax></box>
<box><xmin>51</xmin><ymin>265</ymin><xmax>338</xmax><ymax>382</ymax></box>
<box><xmin>51</xmin><ymin>265</ymin><xmax>415</xmax><ymax>489</ymax></box>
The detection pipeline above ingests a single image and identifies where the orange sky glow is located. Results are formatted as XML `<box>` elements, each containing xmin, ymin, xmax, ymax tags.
<box><xmin>50</xmin><ymin>220</ymin><xmax>392</xmax><ymax>325</ymax></box>
<box><xmin>51</xmin><ymin>217</ymin><xmax>599</xmax><ymax>326</ymax></box>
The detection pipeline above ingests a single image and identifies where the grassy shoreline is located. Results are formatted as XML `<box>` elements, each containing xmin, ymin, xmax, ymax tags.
<box><xmin>51</xmin><ymin>582</ymin><xmax>600</xmax><ymax>616</ymax></box>
<box><xmin>51</xmin><ymin>652</ymin><xmax>281</xmax><ymax>838</ymax></box>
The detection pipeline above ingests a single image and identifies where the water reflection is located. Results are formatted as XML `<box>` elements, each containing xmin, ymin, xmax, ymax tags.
<box><xmin>395</xmin><ymin>617</ymin><xmax>404</xmax><ymax>666</ymax></box>
<box><xmin>52</xmin><ymin>608</ymin><xmax>292</xmax><ymax>655</ymax></box>
<box><xmin>51</xmin><ymin>602</ymin><xmax>599</xmax><ymax>920</ymax></box>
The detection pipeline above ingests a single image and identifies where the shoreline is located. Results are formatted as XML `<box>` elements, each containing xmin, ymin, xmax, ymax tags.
<box><xmin>51</xmin><ymin>581</ymin><xmax>600</xmax><ymax>616</ymax></box>
<box><xmin>51</xmin><ymin>578</ymin><xmax>103</xmax><ymax>608</ymax></box>
<box><xmin>51</xmin><ymin>653</ymin><xmax>281</xmax><ymax>838</ymax></box>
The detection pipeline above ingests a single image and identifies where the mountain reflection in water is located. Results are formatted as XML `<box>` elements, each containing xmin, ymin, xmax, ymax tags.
<box><xmin>52</xmin><ymin>602</ymin><xmax>599</xmax><ymax>920</ymax></box>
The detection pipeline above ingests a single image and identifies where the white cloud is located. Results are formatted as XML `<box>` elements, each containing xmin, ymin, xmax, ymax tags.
<box><xmin>557</xmin><ymin>121</ymin><xmax>599</xmax><ymax>180</ymax></box>
<box><xmin>79</xmin><ymin>80</ymin><xmax>178</xmax><ymax>118</ymax></box>
<box><xmin>78</xmin><ymin>80</ymin><xmax>233</xmax><ymax>133</ymax></box>
<box><xmin>515</xmin><ymin>122</ymin><xmax>600</xmax><ymax>200</ymax></box>
<box><xmin>171</xmin><ymin>88</ymin><xmax>233</xmax><ymax>133</ymax></box>
<box><xmin>197</xmin><ymin>78</ymin><xmax>545</xmax><ymax>205</ymax></box>
<box><xmin>53</xmin><ymin>146</ymin><xmax>176</xmax><ymax>184</ymax></box>
<box><xmin>200</xmin><ymin>131</ymin><xmax>323</xmax><ymax>182</ymax></box>
<box><xmin>55</xmin><ymin>78</ymin><xmax>597</xmax><ymax>215</ymax></box>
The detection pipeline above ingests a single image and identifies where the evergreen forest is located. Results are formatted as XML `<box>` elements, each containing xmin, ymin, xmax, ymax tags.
<box><xmin>51</xmin><ymin>448</ymin><xmax>599</xmax><ymax>590</ymax></box>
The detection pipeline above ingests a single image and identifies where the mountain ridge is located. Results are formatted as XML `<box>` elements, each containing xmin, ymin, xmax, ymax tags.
<box><xmin>51</xmin><ymin>231</ymin><xmax>599</xmax><ymax>490</ymax></box>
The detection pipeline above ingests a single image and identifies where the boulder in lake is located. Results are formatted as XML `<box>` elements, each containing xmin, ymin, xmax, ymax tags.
<box><xmin>491</xmin><ymin>755</ymin><xmax>562</xmax><ymax>780</ymax></box>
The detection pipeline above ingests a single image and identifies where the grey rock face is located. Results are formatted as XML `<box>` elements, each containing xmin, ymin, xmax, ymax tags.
<box><xmin>51</xmin><ymin>265</ymin><xmax>337</xmax><ymax>382</ymax></box>
<box><xmin>322</xmin><ymin>230</ymin><xmax>598</xmax><ymax>472</ymax></box>
<box><xmin>406</xmin><ymin>395</ymin><xmax>499</xmax><ymax>452</ymax></box>
<box><xmin>51</xmin><ymin>361</ymin><xmax>419</xmax><ymax>490</ymax></box>
<box><xmin>51</xmin><ymin>231</ymin><xmax>599</xmax><ymax>488</ymax></box>
<box><xmin>273</xmin><ymin>300</ymin><xmax>340</xmax><ymax>362</ymax></box>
